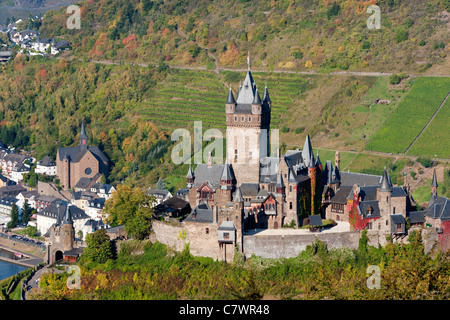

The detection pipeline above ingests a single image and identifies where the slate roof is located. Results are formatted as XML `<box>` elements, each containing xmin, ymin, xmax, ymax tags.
<box><xmin>240</xmin><ymin>183</ymin><xmax>259</xmax><ymax>197</ymax></box>
<box><xmin>218</xmin><ymin>221</ymin><xmax>235</xmax><ymax>231</ymax></box>
<box><xmin>330</xmin><ymin>186</ymin><xmax>353</xmax><ymax>204</ymax></box>
<box><xmin>424</xmin><ymin>196</ymin><xmax>450</xmax><ymax>221</ymax></box>
<box><xmin>391</xmin><ymin>214</ymin><xmax>405</xmax><ymax>224</ymax></box>
<box><xmin>357</xmin><ymin>200</ymin><xmax>381</xmax><ymax>218</ymax></box>
<box><xmin>74</xmin><ymin>177</ymin><xmax>93</xmax><ymax>190</ymax></box>
<box><xmin>339</xmin><ymin>172</ymin><xmax>381</xmax><ymax>187</ymax></box>
<box><xmin>37</xmin><ymin>155</ymin><xmax>56</xmax><ymax>167</ymax></box>
<box><xmin>193</xmin><ymin>163</ymin><xmax>235</xmax><ymax>189</ymax></box>
<box><xmin>408</xmin><ymin>211</ymin><xmax>425</xmax><ymax>224</ymax></box>
<box><xmin>37</xmin><ymin>202</ymin><xmax>88</xmax><ymax>223</ymax></box>
<box><xmin>184</xmin><ymin>202</ymin><xmax>214</xmax><ymax>223</ymax></box>
<box><xmin>309</xmin><ymin>215</ymin><xmax>323</xmax><ymax>226</ymax></box>
<box><xmin>236</xmin><ymin>70</ymin><xmax>256</xmax><ymax>104</ymax></box>
<box><xmin>57</xmin><ymin>145</ymin><xmax>108</xmax><ymax>164</ymax></box>
<box><xmin>0</xmin><ymin>196</ymin><xmax>19</xmax><ymax>207</ymax></box>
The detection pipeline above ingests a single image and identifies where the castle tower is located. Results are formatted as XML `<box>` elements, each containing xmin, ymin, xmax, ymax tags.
<box><xmin>219</xmin><ymin>160</ymin><xmax>234</xmax><ymax>203</ymax></box>
<box><xmin>308</xmin><ymin>153</ymin><xmax>317</xmax><ymax>215</ymax></box>
<box><xmin>335</xmin><ymin>151</ymin><xmax>340</xmax><ymax>171</ymax></box>
<box><xmin>225</xmin><ymin>70</ymin><xmax>271</xmax><ymax>185</ymax></box>
<box><xmin>62</xmin><ymin>152</ymin><xmax>70</xmax><ymax>190</ymax></box>
<box><xmin>378</xmin><ymin>168</ymin><xmax>392</xmax><ymax>232</ymax></box>
<box><xmin>61</xmin><ymin>205</ymin><xmax>75</xmax><ymax>252</ymax></box>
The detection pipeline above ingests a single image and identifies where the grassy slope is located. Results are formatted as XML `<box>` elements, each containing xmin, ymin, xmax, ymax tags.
<box><xmin>407</xmin><ymin>93</ymin><xmax>450</xmax><ymax>158</ymax></box>
<box><xmin>365</xmin><ymin>77</ymin><xmax>450</xmax><ymax>154</ymax></box>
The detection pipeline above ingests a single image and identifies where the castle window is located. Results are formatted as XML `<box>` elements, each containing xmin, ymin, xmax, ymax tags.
<box><xmin>289</xmin><ymin>202</ymin><xmax>292</xmax><ymax>209</ymax></box>
<box><xmin>206</xmin><ymin>228</ymin><xmax>209</xmax><ymax>234</ymax></box>
<box><xmin>290</xmin><ymin>186</ymin><xmax>292</xmax><ymax>192</ymax></box>
<box><xmin>242</xmin><ymin>117</ymin><xmax>245</xmax><ymax>122</ymax></box>
<box><xmin>249</xmin><ymin>117</ymin><xmax>251</xmax><ymax>122</ymax></box>
<box><xmin>235</xmin><ymin>116</ymin><xmax>237</xmax><ymax>122</ymax></box>
<box><xmin>249</xmin><ymin>151</ymin><xmax>252</xmax><ymax>161</ymax></box>
<box><xmin>393</xmin><ymin>207</ymin><xmax>395</xmax><ymax>214</ymax></box>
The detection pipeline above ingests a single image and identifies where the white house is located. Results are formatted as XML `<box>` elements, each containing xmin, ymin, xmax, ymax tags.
<box><xmin>37</xmin><ymin>201</ymin><xmax>89</xmax><ymax>237</ymax></box>
<box><xmin>90</xmin><ymin>183</ymin><xmax>116</xmax><ymax>200</ymax></box>
<box><xmin>35</xmin><ymin>155</ymin><xmax>57</xmax><ymax>176</ymax></box>
<box><xmin>1</xmin><ymin>153</ymin><xmax>28</xmax><ymax>176</ymax></box>
<box><xmin>146</xmin><ymin>189</ymin><xmax>172</xmax><ymax>206</ymax></box>
<box><xmin>10</xmin><ymin>163</ymin><xmax>30</xmax><ymax>183</ymax></box>
<box><xmin>85</xmin><ymin>197</ymin><xmax>105</xmax><ymax>220</ymax></box>
<box><xmin>30</xmin><ymin>37</ymin><xmax>59</xmax><ymax>55</ymax></box>
<box><xmin>0</xmin><ymin>196</ymin><xmax>20</xmax><ymax>217</ymax></box>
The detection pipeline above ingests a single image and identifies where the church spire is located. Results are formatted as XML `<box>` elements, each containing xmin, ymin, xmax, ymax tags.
<box><xmin>80</xmin><ymin>121</ymin><xmax>88</xmax><ymax>146</ymax></box>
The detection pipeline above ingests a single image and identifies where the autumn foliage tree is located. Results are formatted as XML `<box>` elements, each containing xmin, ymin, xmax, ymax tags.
<box><xmin>103</xmin><ymin>184</ymin><xmax>156</xmax><ymax>240</ymax></box>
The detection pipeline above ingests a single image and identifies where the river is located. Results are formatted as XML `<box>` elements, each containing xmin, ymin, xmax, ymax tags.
<box><xmin>0</xmin><ymin>248</ymin><xmax>28</xmax><ymax>281</ymax></box>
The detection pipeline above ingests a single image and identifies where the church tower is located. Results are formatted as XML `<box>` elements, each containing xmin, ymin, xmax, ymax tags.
<box><xmin>225</xmin><ymin>67</ymin><xmax>271</xmax><ymax>185</ymax></box>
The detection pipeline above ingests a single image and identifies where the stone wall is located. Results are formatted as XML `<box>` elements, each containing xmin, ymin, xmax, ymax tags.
<box><xmin>243</xmin><ymin>231</ymin><xmax>365</xmax><ymax>259</ymax></box>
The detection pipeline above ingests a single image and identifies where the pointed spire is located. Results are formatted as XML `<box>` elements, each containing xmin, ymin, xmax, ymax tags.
<box><xmin>220</xmin><ymin>159</ymin><xmax>233</xmax><ymax>181</ymax></box>
<box><xmin>262</xmin><ymin>84</ymin><xmax>271</xmax><ymax>104</ymax></box>
<box><xmin>302</xmin><ymin>134</ymin><xmax>313</xmax><ymax>167</ymax></box>
<box><xmin>80</xmin><ymin>120</ymin><xmax>88</xmax><ymax>146</ymax></box>
<box><xmin>431</xmin><ymin>168</ymin><xmax>438</xmax><ymax>188</ymax></box>
<box><xmin>275</xmin><ymin>171</ymin><xmax>285</xmax><ymax>188</ymax></box>
<box><xmin>380</xmin><ymin>168</ymin><xmax>392</xmax><ymax>192</ymax></box>
<box><xmin>315</xmin><ymin>150</ymin><xmax>322</xmax><ymax>167</ymax></box>
<box><xmin>233</xmin><ymin>186</ymin><xmax>244</xmax><ymax>203</ymax></box>
<box><xmin>63</xmin><ymin>204</ymin><xmax>73</xmax><ymax>225</ymax></box>
<box><xmin>252</xmin><ymin>87</ymin><xmax>262</xmax><ymax>105</ymax></box>
<box><xmin>309</xmin><ymin>152</ymin><xmax>315</xmax><ymax>168</ymax></box>
<box><xmin>226</xmin><ymin>85</ymin><xmax>236</xmax><ymax>104</ymax></box>
<box><xmin>186</xmin><ymin>165</ymin><xmax>194</xmax><ymax>179</ymax></box>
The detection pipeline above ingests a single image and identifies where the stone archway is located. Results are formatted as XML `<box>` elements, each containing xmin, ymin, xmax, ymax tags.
<box><xmin>55</xmin><ymin>250</ymin><xmax>64</xmax><ymax>262</ymax></box>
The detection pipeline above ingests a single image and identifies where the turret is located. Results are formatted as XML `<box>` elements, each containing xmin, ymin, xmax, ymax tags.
<box><xmin>225</xmin><ymin>86</ymin><xmax>236</xmax><ymax>114</ymax></box>
<box><xmin>186</xmin><ymin>165</ymin><xmax>195</xmax><ymax>188</ymax></box>
<box><xmin>251</xmin><ymin>87</ymin><xmax>262</xmax><ymax>115</ymax></box>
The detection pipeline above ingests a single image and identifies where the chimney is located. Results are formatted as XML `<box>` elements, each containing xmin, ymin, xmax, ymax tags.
<box><xmin>208</xmin><ymin>151</ymin><xmax>212</xmax><ymax>167</ymax></box>
<box><xmin>213</xmin><ymin>205</ymin><xmax>218</xmax><ymax>224</ymax></box>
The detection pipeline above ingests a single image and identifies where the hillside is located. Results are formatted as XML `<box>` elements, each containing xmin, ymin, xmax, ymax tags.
<box><xmin>34</xmin><ymin>0</ymin><xmax>450</xmax><ymax>75</ymax></box>
<box><xmin>0</xmin><ymin>0</ymin><xmax>448</xmax><ymax>197</ymax></box>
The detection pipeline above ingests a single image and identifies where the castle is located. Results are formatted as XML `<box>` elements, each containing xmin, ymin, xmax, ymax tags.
<box><xmin>153</xmin><ymin>69</ymin><xmax>448</xmax><ymax>260</ymax></box>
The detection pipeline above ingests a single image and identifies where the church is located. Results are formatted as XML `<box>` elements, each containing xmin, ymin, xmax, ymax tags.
<box><xmin>56</xmin><ymin>122</ymin><xmax>109</xmax><ymax>191</ymax></box>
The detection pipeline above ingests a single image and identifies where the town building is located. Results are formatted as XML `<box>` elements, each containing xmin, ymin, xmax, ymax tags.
<box><xmin>35</xmin><ymin>155</ymin><xmax>57</xmax><ymax>176</ymax></box>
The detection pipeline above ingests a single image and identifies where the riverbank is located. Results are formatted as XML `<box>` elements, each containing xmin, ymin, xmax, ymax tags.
<box><xmin>0</xmin><ymin>243</ymin><xmax>44</xmax><ymax>268</ymax></box>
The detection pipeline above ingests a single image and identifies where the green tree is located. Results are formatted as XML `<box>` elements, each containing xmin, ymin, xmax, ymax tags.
<box><xmin>21</xmin><ymin>201</ymin><xmax>32</xmax><ymax>224</ymax></box>
<box><xmin>104</xmin><ymin>185</ymin><xmax>155</xmax><ymax>240</ymax></box>
<box><xmin>83</xmin><ymin>229</ymin><xmax>113</xmax><ymax>263</ymax></box>
<box><xmin>7</xmin><ymin>204</ymin><xmax>20</xmax><ymax>229</ymax></box>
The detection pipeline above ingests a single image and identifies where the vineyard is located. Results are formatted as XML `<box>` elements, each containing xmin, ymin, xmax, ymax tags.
<box><xmin>366</xmin><ymin>77</ymin><xmax>450</xmax><ymax>155</ymax></box>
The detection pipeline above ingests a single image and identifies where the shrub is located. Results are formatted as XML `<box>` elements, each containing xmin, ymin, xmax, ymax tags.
<box><xmin>389</xmin><ymin>73</ymin><xmax>407</xmax><ymax>85</ymax></box>
<box><xmin>433</xmin><ymin>41</ymin><xmax>445</xmax><ymax>50</ymax></box>
<box><xmin>394</xmin><ymin>28</ymin><xmax>408</xmax><ymax>43</ymax></box>
<box><xmin>417</xmin><ymin>157</ymin><xmax>433</xmax><ymax>168</ymax></box>
<box><xmin>361</xmin><ymin>40</ymin><xmax>371</xmax><ymax>50</ymax></box>
<box><xmin>327</xmin><ymin>2</ymin><xmax>341</xmax><ymax>19</ymax></box>
<box><xmin>295</xmin><ymin>127</ymin><xmax>305</xmax><ymax>134</ymax></box>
